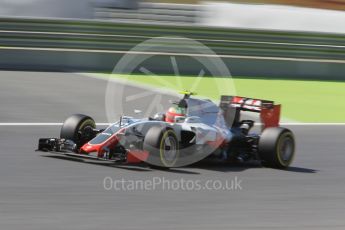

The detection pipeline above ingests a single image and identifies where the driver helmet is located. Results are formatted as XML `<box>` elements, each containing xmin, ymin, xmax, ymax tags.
<box><xmin>165</xmin><ymin>106</ymin><xmax>186</xmax><ymax>123</ymax></box>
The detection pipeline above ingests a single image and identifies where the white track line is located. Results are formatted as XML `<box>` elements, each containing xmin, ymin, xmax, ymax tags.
<box><xmin>1</xmin><ymin>123</ymin><xmax>345</xmax><ymax>126</ymax></box>
<box><xmin>1</xmin><ymin>30</ymin><xmax>344</xmax><ymax>49</ymax></box>
<box><xmin>1</xmin><ymin>46</ymin><xmax>345</xmax><ymax>64</ymax></box>
<box><xmin>81</xmin><ymin>73</ymin><xmax>180</xmax><ymax>98</ymax></box>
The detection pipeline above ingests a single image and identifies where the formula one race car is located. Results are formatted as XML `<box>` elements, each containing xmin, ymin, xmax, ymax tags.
<box><xmin>37</xmin><ymin>92</ymin><xmax>295</xmax><ymax>169</ymax></box>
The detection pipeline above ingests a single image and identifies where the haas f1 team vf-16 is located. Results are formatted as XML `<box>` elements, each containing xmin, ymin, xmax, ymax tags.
<box><xmin>37</xmin><ymin>92</ymin><xmax>295</xmax><ymax>169</ymax></box>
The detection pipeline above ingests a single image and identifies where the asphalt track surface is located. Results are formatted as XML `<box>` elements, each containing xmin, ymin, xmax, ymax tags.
<box><xmin>1</xmin><ymin>71</ymin><xmax>345</xmax><ymax>230</ymax></box>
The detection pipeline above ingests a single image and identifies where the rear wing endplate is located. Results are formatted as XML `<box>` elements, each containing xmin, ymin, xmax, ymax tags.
<box><xmin>220</xmin><ymin>95</ymin><xmax>281</xmax><ymax>129</ymax></box>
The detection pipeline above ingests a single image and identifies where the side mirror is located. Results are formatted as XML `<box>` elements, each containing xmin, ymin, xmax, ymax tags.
<box><xmin>174</xmin><ymin>116</ymin><xmax>186</xmax><ymax>123</ymax></box>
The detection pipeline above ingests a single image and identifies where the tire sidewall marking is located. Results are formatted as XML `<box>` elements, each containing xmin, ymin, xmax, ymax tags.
<box><xmin>159</xmin><ymin>130</ymin><xmax>179</xmax><ymax>167</ymax></box>
<box><xmin>276</xmin><ymin>132</ymin><xmax>295</xmax><ymax>167</ymax></box>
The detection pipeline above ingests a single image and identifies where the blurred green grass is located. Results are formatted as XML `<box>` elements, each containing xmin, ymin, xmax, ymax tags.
<box><xmin>102</xmin><ymin>74</ymin><xmax>345</xmax><ymax>122</ymax></box>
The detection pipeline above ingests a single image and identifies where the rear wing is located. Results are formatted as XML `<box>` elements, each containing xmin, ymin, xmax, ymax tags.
<box><xmin>219</xmin><ymin>95</ymin><xmax>281</xmax><ymax>129</ymax></box>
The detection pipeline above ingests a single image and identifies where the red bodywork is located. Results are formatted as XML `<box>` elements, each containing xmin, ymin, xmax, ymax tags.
<box><xmin>260</xmin><ymin>104</ymin><xmax>281</xmax><ymax>129</ymax></box>
<box><xmin>80</xmin><ymin>129</ymin><xmax>149</xmax><ymax>164</ymax></box>
<box><xmin>230</xmin><ymin>96</ymin><xmax>281</xmax><ymax>130</ymax></box>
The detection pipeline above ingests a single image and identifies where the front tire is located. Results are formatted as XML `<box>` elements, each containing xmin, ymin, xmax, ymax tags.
<box><xmin>258</xmin><ymin>127</ymin><xmax>295</xmax><ymax>169</ymax></box>
<box><xmin>60</xmin><ymin>114</ymin><xmax>96</xmax><ymax>148</ymax></box>
<box><xmin>143</xmin><ymin>126</ymin><xmax>179</xmax><ymax>168</ymax></box>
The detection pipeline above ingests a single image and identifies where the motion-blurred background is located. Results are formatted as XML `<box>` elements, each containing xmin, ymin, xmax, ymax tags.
<box><xmin>0</xmin><ymin>0</ymin><xmax>344</xmax><ymax>32</ymax></box>
<box><xmin>0</xmin><ymin>0</ymin><xmax>344</xmax><ymax>122</ymax></box>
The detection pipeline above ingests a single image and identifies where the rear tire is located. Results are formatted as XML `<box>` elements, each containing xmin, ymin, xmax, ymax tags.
<box><xmin>144</xmin><ymin>126</ymin><xmax>179</xmax><ymax>168</ymax></box>
<box><xmin>258</xmin><ymin>127</ymin><xmax>295</xmax><ymax>169</ymax></box>
<box><xmin>60</xmin><ymin>114</ymin><xmax>96</xmax><ymax>148</ymax></box>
